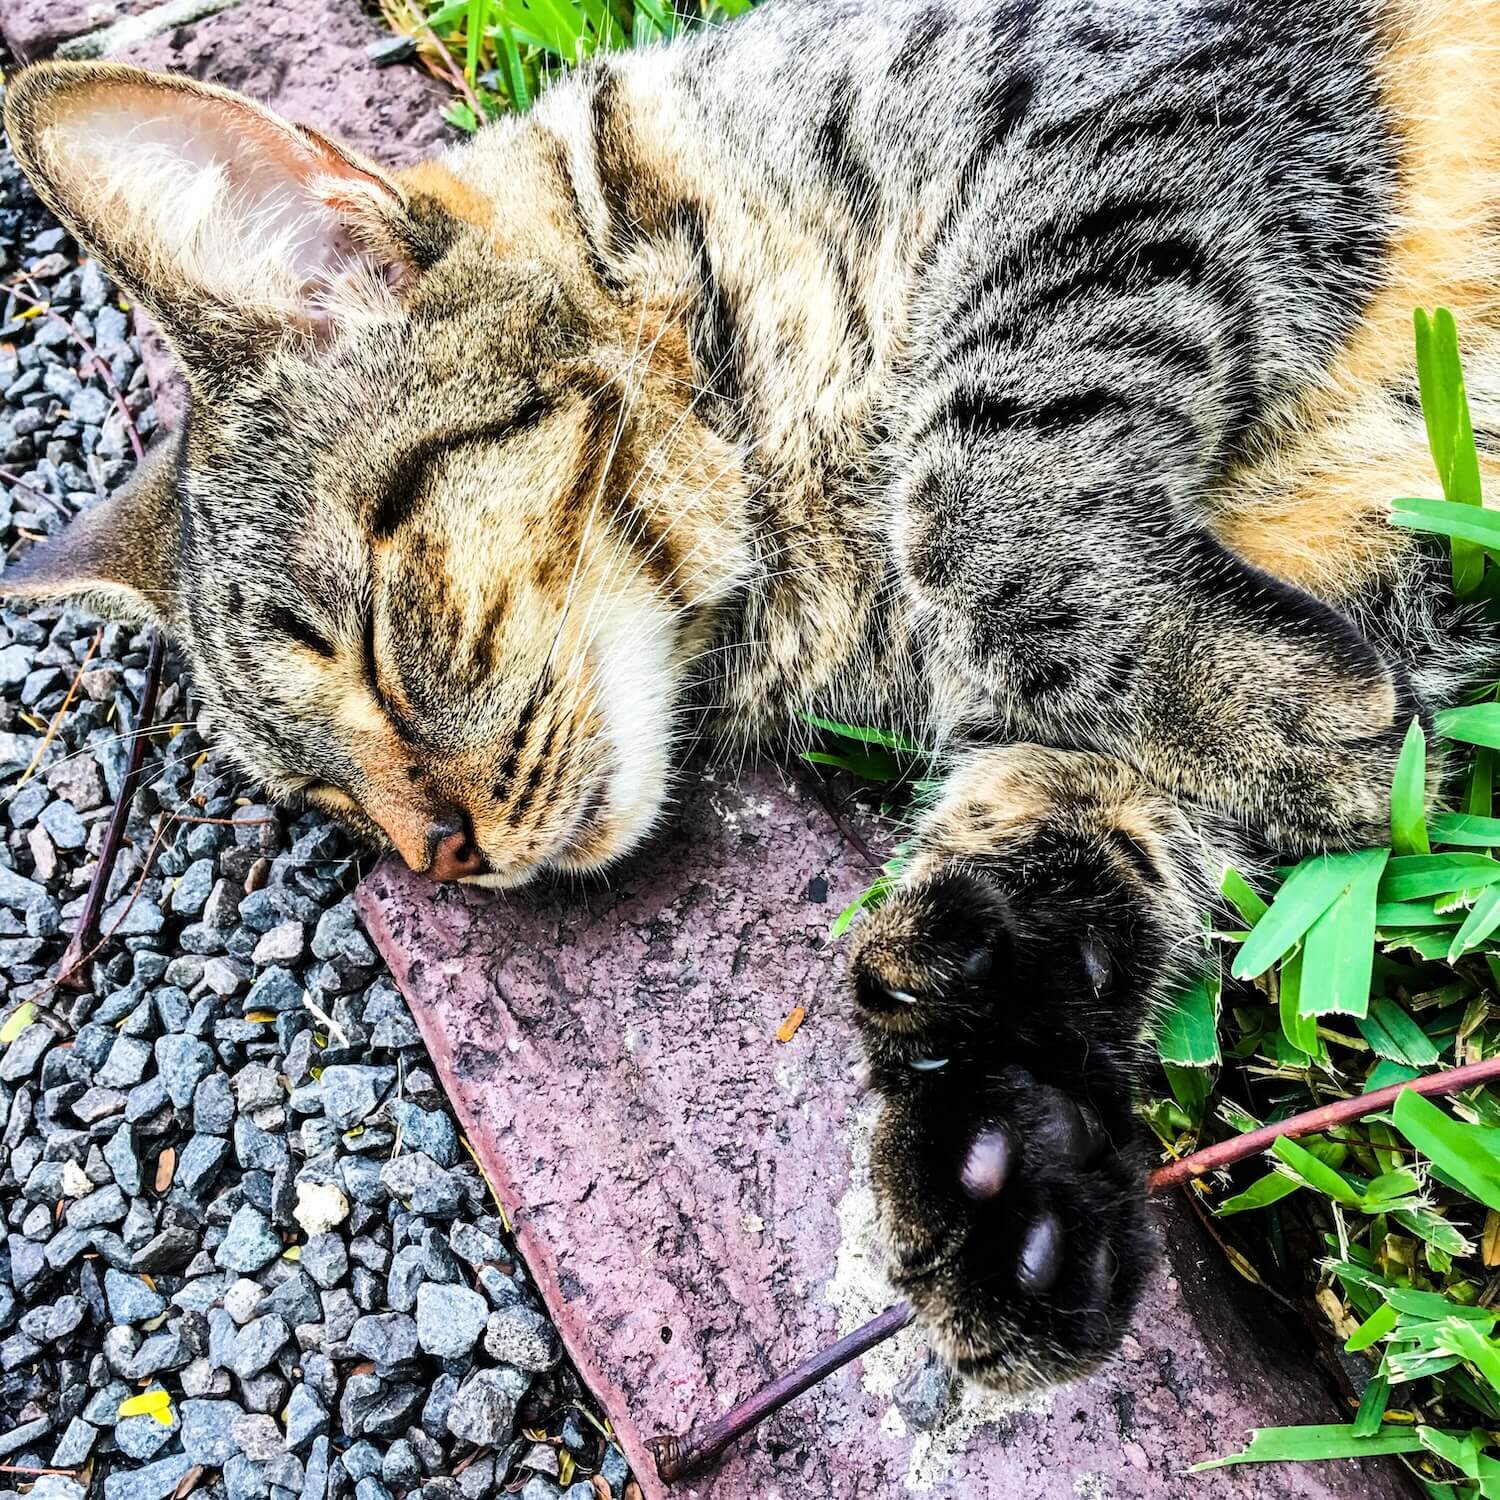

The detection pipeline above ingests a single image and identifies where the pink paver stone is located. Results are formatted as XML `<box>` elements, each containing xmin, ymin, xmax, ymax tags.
<box><xmin>0</xmin><ymin>0</ymin><xmax>151</xmax><ymax>61</ymax></box>
<box><xmin>358</xmin><ymin>763</ymin><xmax>1417</xmax><ymax>1500</ymax></box>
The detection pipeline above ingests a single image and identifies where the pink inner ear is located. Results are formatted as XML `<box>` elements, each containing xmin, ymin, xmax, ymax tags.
<box><xmin>43</xmin><ymin>79</ymin><xmax>409</xmax><ymax>318</ymax></box>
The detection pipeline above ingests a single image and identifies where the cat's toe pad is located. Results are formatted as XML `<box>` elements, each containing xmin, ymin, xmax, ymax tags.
<box><xmin>871</xmin><ymin>1068</ymin><xmax>1151</xmax><ymax>1392</ymax></box>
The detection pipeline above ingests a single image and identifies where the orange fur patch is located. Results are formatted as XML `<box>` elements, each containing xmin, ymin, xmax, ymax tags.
<box><xmin>395</xmin><ymin>161</ymin><xmax>494</xmax><ymax>230</ymax></box>
<box><xmin>1214</xmin><ymin>0</ymin><xmax>1500</xmax><ymax>601</ymax></box>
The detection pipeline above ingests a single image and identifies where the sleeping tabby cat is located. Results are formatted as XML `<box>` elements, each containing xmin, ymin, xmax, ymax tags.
<box><xmin>5</xmin><ymin>0</ymin><xmax>1500</xmax><ymax>1396</ymax></box>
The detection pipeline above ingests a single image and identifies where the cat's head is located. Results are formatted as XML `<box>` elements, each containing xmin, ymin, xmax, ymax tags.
<box><xmin>1</xmin><ymin>63</ymin><xmax>749</xmax><ymax>886</ymax></box>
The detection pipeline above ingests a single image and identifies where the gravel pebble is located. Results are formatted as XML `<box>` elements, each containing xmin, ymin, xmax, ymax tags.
<box><xmin>0</xmin><ymin>142</ymin><xmax>623</xmax><ymax>1491</ymax></box>
<box><xmin>416</xmin><ymin>1282</ymin><xmax>489</xmax><ymax>1358</ymax></box>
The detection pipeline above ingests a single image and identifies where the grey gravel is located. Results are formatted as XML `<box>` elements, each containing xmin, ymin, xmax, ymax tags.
<box><xmin>446</xmin><ymin>1365</ymin><xmax>528</xmax><ymax>1446</ymax></box>
<box><xmin>0</xmin><ymin>155</ymin><xmax>625</xmax><ymax>1498</ymax></box>
<box><xmin>104</xmin><ymin>1267</ymin><xmax>168</xmax><ymax>1323</ymax></box>
<box><xmin>416</xmin><ymin>1281</ymin><xmax>489</xmax><ymax>1358</ymax></box>
<box><xmin>180</xmin><ymin>1399</ymin><xmax>243</xmax><ymax>1465</ymax></box>
<box><xmin>216</xmin><ymin>1204</ymin><xmax>282</xmax><ymax>1272</ymax></box>
<box><xmin>484</xmin><ymin>1305</ymin><xmax>564</xmax><ymax>1372</ymax></box>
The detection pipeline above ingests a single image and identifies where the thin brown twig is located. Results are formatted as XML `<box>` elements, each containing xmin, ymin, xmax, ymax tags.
<box><xmin>651</xmin><ymin>1052</ymin><xmax>1500</xmax><ymax>1484</ymax></box>
<box><xmin>0</xmin><ymin>464</ymin><xmax>74</xmax><ymax>516</ymax></box>
<box><xmin>17</xmin><ymin>629</ymin><xmax>100</xmax><ymax>786</ymax></box>
<box><xmin>168</xmin><ymin>814</ymin><xmax>277</xmax><ymax>827</ymax></box>
<box><xmin>31</xmin><ymin>805</ymin><xmax>177</xmax><ymax>1018</ymax></box>
<box><xmin>53</xmin><ymin>631</ymin><xmax>165</xmax><ymax>994</ymax></box>
<box><xmin>0</xmin><ymin>1465</ymin><xmax>82</xmax><ymax>1477</ymax></box>
<box><xmin>9</xmin><ymin>281</ymin><xmax>145</xmax><ymax>461</ymax></box>
<box><xmin>798</xmin><ymin>765</ymin><xmax>883</xmax><ymax>872</ymax></box>
<box><xmin>1148</xmin><ymin>1053</ymin><xmax>1500</xmax><ymax>1190</ymax></box>
<box><xmin>393</xmin><ymin>0</ymin><xmax>484</xmax><ymax>114</ymax></box>
<box><xmin>449</xmin><ymin>1448</ymin><xmax>490</xmax><ymax>1478</ymax></box>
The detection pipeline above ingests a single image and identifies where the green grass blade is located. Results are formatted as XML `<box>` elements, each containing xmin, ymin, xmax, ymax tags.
<box><xmin>1449</xmin><ymin>883</ymin><xmax>1500</xmax><ymax>961</ymax></box>
<box><xmin>1375</xmin><ymin>899</ymin><xmax>1452</xmax><ymax>928</ymax></box>
<box><xmin>1278</xmin><ymin>947</ymin><xmax>1324</xmax><ymax>1059</ymax></box>
<box><xmin>802</xmin><ymin>748</ymin><xmax>900</xmax><ymax>782</ymax></box>
<box><xmin>1367</xmin><ymin>996</ymin><xmax>1441</xmax><ymax>1067</ymax></box>
<box><xmin>1297</xmin><ymin>849</ymin><xmax>1388</xmax><ymax>1017</ymax></box>
<box><xmin>1438</xmin><ymin>1320</ymin><xmax>1500</xmax><ymax>1395</ymax></box>
<box><xmin>1379</xmin><ymin>852</ymin><xmax>1500</xmax><ymax>901</ymax></box>
<box><xmin>1221</xmin><ymin>865</ymin><xmax>1269</xmax><ymax>925</ymax></box>
<box><xmin>798</xmin><ymin>711</ymin><xmax>925</xmax><ymax>754</ymax></box>
<box><xmin>1392</xmin><ymin>1089</ymin><xmax>1500</xmax><ymax>1211</ymax></box>
<box><xmin>1232</xmin><ymin>852</ymin><xmax>1383</xmax><ymax>982</ymax></box>
<box><xmin>1215</xmin><ymin>1171</ymin><xmax>1303</xmax><ymax>1216</ymax></box>
<box><xmin>1390</xmin><ymin>718</ymin><xmax>1431</xmax><ymax>855</ymax></box>
<box><xmin>1352</xmin><ymin>1375</ymin><xmax>1391</xmax><ymax>1438</ymax></box>
<box><xmin>1390</xmin><ymin>497</ymin><xmax>1500</xmax><ymax>557</ymax></box>
<box><xmin>1415</xmin><ymin>307</ymin><xmax>1485</xmax><ymax>597</ymax></box>
<box><xmin>1154</xmin><ymin>973</ymin><xmax>1221</xmax><ymax>1068</ymax></box>
<box><xmin>1469</xmin><ymin>746</ymin><xmax>1496</xmax><ymax>817</ymax></box>
<box><xmin>496</xmin><ymin>20</ymin><xmax>531</xmax><ymax>110</ymax></box>
<box><xmin>464</xmin><ymin>0</ymin><xmax>487</xmax><ymax>83</ymax></box>
<box><xmin>1192</xmin><ymin>1423</ymin><xmax>1426</xmax><ymax>1470</ymax></box>
<box><xmin>1431</xmin><ymin>810</ymin><xmax>1500</xmax><ymax>847</ymax></box>
<box><xmin>1415</xmin><ymin>309</ymin><xmax>1454</xmax><ymax>489</ymax></box>
<box><xmin>1272</xmin><ymin>1136</ymin><xmax>1364</xmax><ymax>1208</ymax></box>
<box><xmin>1438</xmin><ymin>703</ymin><xmax>1500</xmax><ymax>751</ymax></box>
<box><xmin>1346</xmin><ymin>1299</ymin><xmax>1399</xmax><ymax>1353</ymax></box>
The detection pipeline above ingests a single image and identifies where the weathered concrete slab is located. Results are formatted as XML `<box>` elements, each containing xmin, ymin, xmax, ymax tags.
<box><xmin>357</xmin><ymin>761</ymin><xmax>1416</xmax><ymax>1500</ymax></box>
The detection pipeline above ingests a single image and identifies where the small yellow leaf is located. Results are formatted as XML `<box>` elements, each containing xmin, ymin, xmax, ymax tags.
<box><xmin>558</xmin><ymin>1451</ymin><xmax>575</xmax><ymax>1487</ymax></box>
<box><xmin>0</xmin><ymin>1003</ymin><xmax>37</xmax><ymax>1045</ymax></box>
<box><xmin>1483</xmin><ymin>1209</ymin><xmax>1500</xmax><ymax>1268</ymax></box>
<box><xmin>282</xmin><ymin>1245</ymin><xmax>302</xmax><ymax>1262</ymax></box>
<box><xmin>15</xmin><ymin>304</ymin><xmax>44</xmax><ymax>320</ymax></box>
<box><xmin>245</xmin><ymin>1012</ymin><xmax>276</xmax><ymax>1024</ymax></box>
<box><xmin>118</xmin><ymin>1390</ymin><xmax>172</xmax><ymax>1420</ymax></box>
<box><xmin>775</xmin><ymin>1006</ymin><xmax>806</xmax><ymax>1043</ymax></box>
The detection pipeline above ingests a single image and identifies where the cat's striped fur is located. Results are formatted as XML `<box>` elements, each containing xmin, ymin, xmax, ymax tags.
<box><xmin>6</xmin><ymin>0</ymin><xmax>1500</xmax><ymax>1394</ymax></box>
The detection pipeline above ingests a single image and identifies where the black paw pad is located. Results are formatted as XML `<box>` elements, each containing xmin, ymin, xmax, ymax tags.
<box><xmin>1015</xmin><ymin>1212</ymin><xmax>1065</xmax><ymax>1295</ymax></box>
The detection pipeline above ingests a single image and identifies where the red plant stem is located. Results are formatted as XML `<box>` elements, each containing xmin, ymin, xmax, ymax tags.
<box><xmin>649</xmin><ymin>1301</ymin><xmax>917</xmax><ymax>1483</ymax></box>
<box><xmin>54</xmin><ymin>630</ymin><xmax>165</xmax><ymax>993</ymax></box>
<box><xmin>651</xmin><ymin>1052</ymin><xmax>1500</xmax><ymax>1484</ymax></box>
<box><xmin>1148</xmin><ymin>1053</ymin><xmax>1500</xmax><ymax>1191</ymax></box>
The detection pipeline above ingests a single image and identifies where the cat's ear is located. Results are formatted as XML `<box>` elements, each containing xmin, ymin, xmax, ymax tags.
<box><xmin>3</xmin><ymin>62</ymin><xmax>423</xmax><ymax>378</ymax></box>
<box><xmin>0</xmin><ymin>437</ymin><xmax>181</xmax><ymax>628</ymax></box>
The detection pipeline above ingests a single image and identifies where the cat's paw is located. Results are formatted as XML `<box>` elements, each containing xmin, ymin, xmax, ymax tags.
<box><xmin>847</xmin><ymin>866</ymin><xmax>1155</xmax><ymax>1393</ymax></box>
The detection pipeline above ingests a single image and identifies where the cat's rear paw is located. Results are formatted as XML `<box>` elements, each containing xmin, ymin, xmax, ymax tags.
<box><xmin>848</xmin><ymin>867</ymin><xmax>1155</xmax><ymax>1392</ymax></box>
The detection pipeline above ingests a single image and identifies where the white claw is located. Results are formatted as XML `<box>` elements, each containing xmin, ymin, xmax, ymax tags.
<box><xmin>910</xmin><ymin>1056</ymin><xmax>949</xmax><ymax>1071</ymax></box>
<box><xmin>889</xmin><ymin>988</ymin><xmax>920</xmax><ymax>1006</ymax></box>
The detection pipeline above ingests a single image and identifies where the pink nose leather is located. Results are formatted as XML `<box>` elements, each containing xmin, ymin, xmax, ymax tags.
<box><xmin>427</xmin><ymin>824</ymin><xmax>485</xmax><ymax>882</ymax></box>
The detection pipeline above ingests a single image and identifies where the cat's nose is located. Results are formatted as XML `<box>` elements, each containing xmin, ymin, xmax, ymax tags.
<box><xmin>426</xmin><ymin>813</ymin><xmax>486</xmax><ymax>882</ymax></box>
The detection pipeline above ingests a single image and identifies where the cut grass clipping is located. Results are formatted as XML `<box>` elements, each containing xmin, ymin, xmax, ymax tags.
<box><xmin>385</xmin><ymin>0</ymin><xmax>756</xmax><ymax>130</ymax></box>
<box><xmin>800</xmin><ymin>309</ymin><xmax>1500</xmax><ymax>1495</ymax></box>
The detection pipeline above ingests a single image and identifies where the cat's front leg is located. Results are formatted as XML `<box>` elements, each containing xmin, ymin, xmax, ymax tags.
<box><xmin>847</xmin><ymin>744</ymin><xmax>1208</xmax><ymax>1392</ymax></box>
